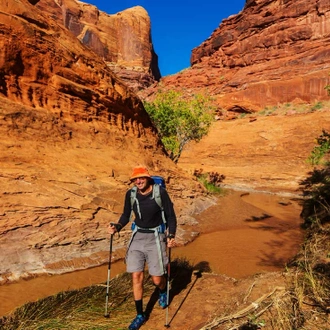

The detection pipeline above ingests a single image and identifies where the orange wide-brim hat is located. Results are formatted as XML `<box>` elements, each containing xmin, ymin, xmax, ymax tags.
<box><xmin>130</xmin><ymin>166</ymin><xmax>152</xmax><ymax>181</ymax></box>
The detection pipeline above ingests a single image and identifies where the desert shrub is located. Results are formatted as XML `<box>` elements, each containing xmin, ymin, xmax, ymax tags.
<box><xmin>144</xmin><ymin>90</ymin><xmax>215</xmax><ymax>163</ymax></box>
<box><xmin>307</xmin><ymin>130</ymin><xmax>330</xmax><ymax>165</ymax></box>
<box><xmin>193</xmin><ymin>168</ymin><xmax>225</xmax><ymax>194</ymax></box>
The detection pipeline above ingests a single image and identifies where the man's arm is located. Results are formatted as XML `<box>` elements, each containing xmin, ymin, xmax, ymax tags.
<box><xmin>109</xmin><ymin>190</ymin><xmax>131</xmax><ymax>234</ymax></box>
<box><xmin>161</xmin><ymin>189</ymin><xmax>177</xmax><ymax>247</ymax></box>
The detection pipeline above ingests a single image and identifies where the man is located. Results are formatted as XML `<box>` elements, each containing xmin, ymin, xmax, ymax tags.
<box><xmin>109</xmin><ymin>166</ymin><xmax>176</xmax><ymax>330</ymax></box>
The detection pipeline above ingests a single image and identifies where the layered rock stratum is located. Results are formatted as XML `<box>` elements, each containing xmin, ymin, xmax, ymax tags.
<box><xmin>36</xmin><ymin>0</ymin><xmax>161</xmax><ymax>91</ymax></box>
<box><xmin>141</xmin><ymin>0</ymin><xmax>330</xmax><ymax>113</ymax></box>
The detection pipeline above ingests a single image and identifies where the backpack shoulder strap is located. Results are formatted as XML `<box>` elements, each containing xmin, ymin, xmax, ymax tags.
<box><xmin>152</xmin><ymin>184</ymin><xmax>166</xmax><ymax>224</ymax></box>
<box><xmin>130</xmin><ymin>186</ymin><xmax>137</xmax><ymax>205</ymax></box>
<box><xmin>152</xmin><ymin>184</ymin><xmax>162</xmax><ymax>209</ymax></box>
<box><xmin>130</xmin><ymin>186</ymin><xmax>141</xmax><ymax>220</ymax></box>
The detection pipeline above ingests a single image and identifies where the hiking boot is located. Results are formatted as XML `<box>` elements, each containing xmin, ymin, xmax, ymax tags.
<box><xmin>158</xmin><ymin>291</ymin><xmax>167</xmax><ymax>309</ymax></box>
<box><xmin>128</xmin><ymin>314</ymin><xmax>146</xmax><ymax>330</ymax></box>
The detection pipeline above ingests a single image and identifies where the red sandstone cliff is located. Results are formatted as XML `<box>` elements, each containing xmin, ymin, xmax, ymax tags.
<box><xmin>2</xmin><ymin>0</ymin><xmax>330</xmax><ymax>286</ymax></box>
<box><xmin>0</xmin><ymin>0</ymin><xmax>156</xmax><ymax>129</ymax></box>
<box><xmin>0</xmin><ymin>0</ymin><xmax>203</xmax><ymax>283</ymax></box>
<box><xmin>36</xmin><ymin>0</ymin><xmax>161</xmax><ymax>92</ymax></box>
<box><xmin>140</xmin><ymin>0</ymin><xmax>330</xmax><ymax>114</ymax></box>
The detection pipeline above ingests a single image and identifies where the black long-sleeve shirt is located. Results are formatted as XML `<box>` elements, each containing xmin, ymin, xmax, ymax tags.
<box><xmin>118</xmin><ymin>185</ymin><xmax>177</xmax><ymax>236</ymax></box>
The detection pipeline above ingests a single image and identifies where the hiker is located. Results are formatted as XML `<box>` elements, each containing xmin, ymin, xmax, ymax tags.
<box><xmin>109</xmin><ymin>166</ymin><xmax>177</xmax><ymax>330</ymax></box>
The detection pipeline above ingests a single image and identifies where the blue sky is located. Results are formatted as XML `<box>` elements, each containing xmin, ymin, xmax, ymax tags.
<box><xmin>86</xmin><ymin>1</ymin><xmax>246</xmax><ymax>77</ymax></box>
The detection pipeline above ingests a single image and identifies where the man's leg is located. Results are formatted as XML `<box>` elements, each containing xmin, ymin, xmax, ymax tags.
<box><xmin>147</xmin><ymin>233</ymin><xmax>168</xmax><ymax>309</ymax></box>
<box><xmin>152</xmin><ymin>275</ymin><xmax>167</xmax><ymax>308</ymax></box>
<box><xmin>129</xmin><ymin>271</ymin><xmax>146</xmax><ymax>330</ymax></box>
<box><xmin>132</xmin><ymin>271</ymin><xmax>144</xmax><ymax>315</ymax></box>
<box><xmin>132</xmin><ymin>271</ymin><xmax>144</xmax><ymax>300</ymax></box>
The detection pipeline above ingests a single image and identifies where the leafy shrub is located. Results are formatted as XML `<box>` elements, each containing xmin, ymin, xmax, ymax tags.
<box><xmin>144</xmin><ymin>90</ymin><xmax>215</xmax><ymax>163</ymax></box>
<box><xmin>307</xmin><ymin>130</ymin><xmax>330</xmax><ymax>165</ymax></box>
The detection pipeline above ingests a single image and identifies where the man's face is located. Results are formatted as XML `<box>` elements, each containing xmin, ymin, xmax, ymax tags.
<box><xmin>134</xmin><ymin>177</ymin><xmax>149</xmax><ymax>191</ymax></box>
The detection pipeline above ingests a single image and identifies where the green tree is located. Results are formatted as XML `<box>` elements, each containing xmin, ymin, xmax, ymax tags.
<box><xmin>144</xmin><ymin>90</ymin><xmax>215</xmax><ymax>163</ymax></box>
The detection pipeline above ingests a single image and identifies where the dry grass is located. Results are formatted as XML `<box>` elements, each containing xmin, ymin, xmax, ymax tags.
<box><xmin>1</xmin><ymin>229</ymin><xmax>329</xmax><ymax>330</ymax></box>
<box><xmin>198</xmin><ymin>221</ymin><xmax>330</xmax><ymax>330</ymax></box>
<box><xmin>263</xmin><ymin>223</ymin><xmax>330</xmax><ymax>330</ymax></box>
<box><xmin>1</xmin><ymin>230</ymin><xmax>329</xmax><ymax>330</ymax></box>
<box><xmin>0</xmin><ymin>259</ymin><xmax>194</xmax><ymax>330</ymax></box>
<box><xmin>0</xmin><ymin>272</ymin><xmax>141</xmax><ymax>330</ymax></box>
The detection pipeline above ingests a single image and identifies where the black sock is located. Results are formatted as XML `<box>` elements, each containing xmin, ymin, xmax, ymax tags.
<box><xmin>135</xmin><ymin>300</ymin><xmax>143</xmax><ymax>315</ymax></box>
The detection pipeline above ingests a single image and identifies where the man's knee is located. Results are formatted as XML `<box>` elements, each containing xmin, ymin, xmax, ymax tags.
<box><xmin>132</xmin><ymin>271</ymin><xmax>144</xmax><ymax>284</ymax></box>
<box><xmin>152</xmin><ymin>275</ymin><xmax>165</xmax><ymax>288</ymax></box>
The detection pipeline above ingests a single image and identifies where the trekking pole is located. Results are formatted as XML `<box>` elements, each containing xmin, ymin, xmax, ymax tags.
<box><xmin>164</xmin><ymin>247</ymin><xmax>171</xmax><ymax>328</ymax></box>
<box><xmin>104</xmin><ymin>233</ymin><xmax>113</xmax><ymax>318</ymax></box>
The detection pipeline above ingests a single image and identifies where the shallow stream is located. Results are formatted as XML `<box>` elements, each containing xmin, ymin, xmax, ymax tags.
<box><xmin>0</xmin><ymin>190</ymin><xmax>304</xmax><ymax>317</ymax></box>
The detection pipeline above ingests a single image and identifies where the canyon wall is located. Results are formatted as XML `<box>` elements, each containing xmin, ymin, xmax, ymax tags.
<box><xmin>0</xmin><ymin>0</ymin><xmax>205</xmax><ymax>284</ymax></box>
<box><xmin>36</xmin><ymin>0</ymin><xmax>161</xmax><ymax>91</ymax></box>
<box><xmin>2</xmin><ymin>0</ymin><xmax>330</xmax><ymax>284</ymax></box>
<box><xmin>141</xmin><ymin>0</ymin><xmax>330</xmax><ymax>114</ymax></box>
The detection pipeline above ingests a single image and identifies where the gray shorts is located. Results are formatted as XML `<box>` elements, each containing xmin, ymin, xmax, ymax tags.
<box><xmin>126</xmin><ymin>231</ymin><xmax>168</xmax><ymax>276</ymax></box>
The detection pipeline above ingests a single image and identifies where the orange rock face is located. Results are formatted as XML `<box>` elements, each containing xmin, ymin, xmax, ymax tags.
<box><xmin>36</xmin><ymin>0</ymin><xmax>161</xmax><ymax>91</ymax></box>
<box><xmin>0</xmin><ymin>0</ymin><xmax>198</xmax><ymax>283</ymax></box>
<box><xmin>0</xmin><ymin>0</ymin><xmax>157</xmax><ymax>130</ymax></box>
<box><xmin>142</xmin><ymin>0</ymin><xmax>330</xmax><ymax>112</ymax></box>
<box><xmin>1</xmin><ymin>0</ymin><xmax>330</xmax><ymax>287</ymax></box>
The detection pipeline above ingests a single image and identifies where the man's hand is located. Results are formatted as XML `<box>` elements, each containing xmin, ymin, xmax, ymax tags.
<box><xmin>109</xmin><ymin>223</ymin><xmax>121</xmax><ymax>235</ymax></box>
<box><xmin>167</xmin><ymin>235</ymin><xmax>176</xmax><ymax>248</ymax></box>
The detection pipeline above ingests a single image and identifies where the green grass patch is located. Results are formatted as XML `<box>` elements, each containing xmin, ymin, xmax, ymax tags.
<box><xmin>197</xmin><ymin>174</ymin><xmax>223</xmax><ymax>194</ymax></box>
<box><xmin>193</xmin><ymin>169</ymin><xmax>225</xmax><ymax>194</ymax></box>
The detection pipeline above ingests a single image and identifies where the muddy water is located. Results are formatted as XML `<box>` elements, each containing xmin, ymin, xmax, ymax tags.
<box><xmin>0</xmin><ymin>191</ymin><xmax>304</xmax><ymax>317</ymax></box>
<box><xmin>173</xmin><ymin>190</ymin><xmax>304</xmax><ymax>278</ymax></box>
